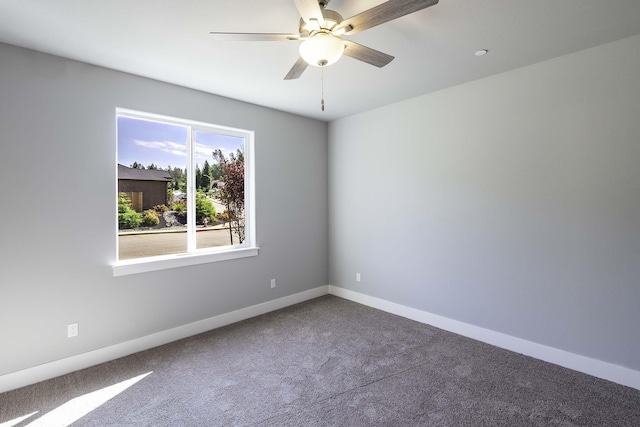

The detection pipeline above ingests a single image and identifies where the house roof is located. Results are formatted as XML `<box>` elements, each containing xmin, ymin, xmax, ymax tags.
<box><xmin>118</xmin><ymin>164</ymin><xmax>171</xmax><ymax>182</ymax></box>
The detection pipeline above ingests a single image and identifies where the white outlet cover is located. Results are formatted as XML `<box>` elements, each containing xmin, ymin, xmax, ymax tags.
<box><xmin>67</xmin><ymin>323</ymin><xmax>78</xmax><ymax>338</ymax></box>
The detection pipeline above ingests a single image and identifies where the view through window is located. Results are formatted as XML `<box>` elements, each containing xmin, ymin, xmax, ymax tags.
<box><xmin>116</xmin><ymin>110</ymin><xmax>252</xmax><ymax>262</ymax></box>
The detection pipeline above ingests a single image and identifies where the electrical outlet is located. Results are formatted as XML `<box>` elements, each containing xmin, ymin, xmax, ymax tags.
<box><xmin>271</xmin><ymin>278</ymin><xmax>276</xmax><ymax>289</ymax></box>
<box><xmin>356</xmin><ymin>273</ymin><xmax>361</xmax><ymax>282</ymax></box>
<box><xmin>67</xmin><ymin>323</ymin><xmax>79</xmax><ymax>338</ymax></box>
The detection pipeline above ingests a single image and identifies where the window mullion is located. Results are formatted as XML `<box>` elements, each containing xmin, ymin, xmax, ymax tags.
<box><xmin>186</xmin><ymin>126</ymin><xmax>196</xmax><ymax>252</ymax></box>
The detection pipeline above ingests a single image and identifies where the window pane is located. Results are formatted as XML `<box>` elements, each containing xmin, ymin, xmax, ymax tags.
<box><xmin>117</xmin><ymin>116</ymin><xmax>188</xmax><ymax>260</ymax></box>
<box><xmin>193</xmin><ymin>130</ymin><xmax>245</xmax><ymax>250</ymax></box>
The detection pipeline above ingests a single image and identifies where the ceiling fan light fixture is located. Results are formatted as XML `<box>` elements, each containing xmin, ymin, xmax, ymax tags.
<box><xmin>299</xmin><ymin>33</ymin><xmax>344</xmax><ymax>67</ymax></box>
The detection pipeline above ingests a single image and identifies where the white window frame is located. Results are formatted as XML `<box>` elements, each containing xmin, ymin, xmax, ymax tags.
<box><xmin>113</xmin><ymin>108</ymin><xmax>258</xmax><ymax>276</ymax></box>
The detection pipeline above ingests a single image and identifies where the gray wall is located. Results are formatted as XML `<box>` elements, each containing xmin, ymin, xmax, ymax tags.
<box><xmin>0</xmin><ymin>43</ymin><xmax>328</xmax><ymax>376</ymax></box>
<box><xmin>329</xmin><ymin>35</ymin><xmax>640</xmax><ymax>371</ymax></box>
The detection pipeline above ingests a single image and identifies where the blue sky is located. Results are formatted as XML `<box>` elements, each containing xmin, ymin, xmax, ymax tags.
<box><xmin>117</xmin><ymin>116</ymin><xmax>243</xmax><ymax>170</ymax></box>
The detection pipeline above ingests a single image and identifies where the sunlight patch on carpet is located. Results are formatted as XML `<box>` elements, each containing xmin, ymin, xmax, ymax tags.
<box><xmin>25</xmin><ymin>372</ymin><xmax>152</xmax><ymax>427</ymax></box>
<box><xmin>0</xmin><ymin>411</ymin><xmax>38</xmax><ymax>427</ymax></box>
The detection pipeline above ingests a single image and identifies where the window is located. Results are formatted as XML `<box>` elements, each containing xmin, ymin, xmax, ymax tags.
<box><xmin>113</xmin><ymin>109</ymin><xmax>257</xmax><ymax>276</ymax></box>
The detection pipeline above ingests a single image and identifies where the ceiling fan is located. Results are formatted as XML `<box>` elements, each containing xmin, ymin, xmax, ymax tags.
<box><xmin>210</xmin><ymin>0</ymin><xmax>439</xmax><ymax>80</ymax></box>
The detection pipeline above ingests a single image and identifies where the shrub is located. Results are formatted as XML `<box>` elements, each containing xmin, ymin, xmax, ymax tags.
<box><xmin>172</xmin><ymin>200</ymin><xmax>186</xmax><ymax>212</ymax></box>
<box><xmin>142</xmin><ymin>209</ymin><xmax>160</xmax><ymax>227</ymax></box>
<box><xmin>195</xmin><ymin>192</ymin><xmax>216</xmax><ymax>224</ymax></box>
<box><xmin>118</xmin><ymin>193</ymin><xmax>132</xmax><ymax>211</ymax></box>
<box><xmin>153</xmin><ymin>204</ymin><xmax>169</xmax><ymax>213</ymax></box>
<box><xmin>119</xmin><ymin>209</ymin><xmax>142</xmax><ymax>229</ymax></box>
<box><xmin>118</xmin><ymin>193</ymin><xmax>142</xmax><ymax>229</ymax></box>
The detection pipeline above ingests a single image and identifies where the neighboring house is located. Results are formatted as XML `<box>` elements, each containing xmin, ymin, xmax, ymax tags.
<box><xmin>118</xmin><ymin>164</ymin><xmax>171</xmax><ymax>211</ymax></box>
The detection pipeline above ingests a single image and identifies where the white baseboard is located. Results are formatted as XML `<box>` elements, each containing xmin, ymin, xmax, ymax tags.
<box><xmin>0</xmin><ymin>286</ymin><xmax>329</xmax><ymax>394</ymax></box>
<box><xmin>4</xmin><ymin>285</ymin><xmax>638</xmax><ymax>394</ymax></box>
<box><xmin>328</xmin><ymin>285</ymin><xmax>640</xmax><ymax>391</ymax></box>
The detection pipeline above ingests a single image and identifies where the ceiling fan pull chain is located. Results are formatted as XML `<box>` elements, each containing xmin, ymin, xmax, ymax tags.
<box><xmin>321</xmin><ymin>66</ymin><xmax>325</xmax><ymax>111</ymax></box>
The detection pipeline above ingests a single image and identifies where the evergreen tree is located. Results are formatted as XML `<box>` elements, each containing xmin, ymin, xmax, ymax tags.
<box><xmin>167</xmin><ymin>166</ymin><xmax>186</xmax><ymax>192</ymax></box>
<box><xmin>195</xmin><ymin>165</ymin><xmax>203</xmax><ymax>191</ymax></box>
<box><xmin>202</xmin><ymin>160</ymin><xmax>212</xmax><ymax>191</ymax></box>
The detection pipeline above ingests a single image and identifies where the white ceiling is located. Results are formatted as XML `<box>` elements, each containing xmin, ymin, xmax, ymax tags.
<box><xmin>1</xmin><ymin>0</ymin><xmax>640</xmax><ymax>122</ymax></box>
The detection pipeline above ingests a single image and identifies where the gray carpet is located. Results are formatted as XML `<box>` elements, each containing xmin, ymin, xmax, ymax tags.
<box><xmin>1</xmin><ymin>295</ymin><xmax>639</xmax><ymax>426</ymax></box>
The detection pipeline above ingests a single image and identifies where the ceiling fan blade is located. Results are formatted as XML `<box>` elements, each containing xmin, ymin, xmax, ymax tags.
<box><xmin>284</xmin><ymin>57</ymin><xmax>309</xmax><ymax>80</ymax></box>
<box><xmin>210</xmin><ymin>32</ymin><xmax>301</xmax><ymax>41</ymax></box>
<box><xmin>294</xmin><ymin>0</ymin><xmax>324</xmax><ymax>27</ymax></box>
<box><xmin>343</xmin><ymin>40</ymin><xmax>394</xmax><ymax>68</ymax></box>
<box><xmin>337</xmin><ymin>0</ymin><xmax>438</xmax><ymax>35</ymax></box>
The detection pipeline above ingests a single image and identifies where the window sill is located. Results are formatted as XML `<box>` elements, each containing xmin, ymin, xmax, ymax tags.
<box><xmin>113</xmin><ymin>246</ymin><xmax>259</xmax><ymax>276</ymax></box>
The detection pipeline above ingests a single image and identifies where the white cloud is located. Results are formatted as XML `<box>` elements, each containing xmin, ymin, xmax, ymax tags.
<box><xmin>194</xmin><ymin>141</ymin><xmax>216</xmax><ymax>160</ymax></box>
<box><xmin>134</xmin><ymin>139</ymin><xmax>186</xmax><ymax>157</ymax></box>
<box><xmin>194</xmin><ymin>142</ymin><xmax>235</xmax><ymax>165</ymax></box>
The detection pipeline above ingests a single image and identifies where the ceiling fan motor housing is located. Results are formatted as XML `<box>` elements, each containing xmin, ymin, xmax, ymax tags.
<box><xmin>299</xmin><ymin>9</ymin><xmax>344</xmax><ymax>35</ymax></box>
